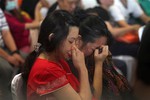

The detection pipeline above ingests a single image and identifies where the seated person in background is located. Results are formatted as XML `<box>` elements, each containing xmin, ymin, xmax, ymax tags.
<box><xmin>0</xmin><ymin>0</ymin><xmax>40</xmax><ymax>53</ymax></box>
<box><xmin>47</xmin><ymin>0</ymin><xmax>81</xmax><ymax>14</ymax></box>
<box><xmin>20</xmin><ymin>0</ymin><xmax>39</xmax><ymax>19</ymax></box>
<box><xmin>0</xmin><ymin>8</ymin><xmax>25</xmax><ymax>100</ymax></box>
<box><xmin>137</xmin><ymin>21</ymin><xmax>150</xmax><ymax>85</ymax></box>
<box><xmin>39</xmin><ymin>0</ymin><xmax>54</xmax><ymax>8</ymax></box>
<box><xmin>70</xmin><ymin>12</ymin><xmax>134</xmax><ymax>100</ymax></box>
<box><xmin>109</xmin><ymin>0</ymin><xmax>150</xmax><ymax>26</ymax></box>
<box><xmin>22</xmin><ymin>10</ymin><xmax>105</xmax><ymax>100</ymax></box>
<box><xmin>134</xmin><ymin>21</ymin><xmax>150</xmax><ymax>100</ymax></box>
<box><xmin>37</xmin><ymin>0</ymin><xmax>57</xmax><ymax>20</ymax></box>
<box><xmin>21</xmin><ymin>0</ymin><xmax>56</xmax><ymax>20</ymax></box>
<box><xmin>34</xmin><ymin>0</ymin><xmax>81</xmax><ymax>21</ymax></box>
<box><xmin>34</xmin><ymin>0</ymin><xmax>57</xmax><ymax>21</ymax></box>
<box><xmin>91</xmin><ymin>0</ymin><xmax>140</xmax><ymax>38</ymax></box>
<box><xmin>80</xmin><ymin>0</ymin><xmax>98</xmax><ymax>9</ymax></box>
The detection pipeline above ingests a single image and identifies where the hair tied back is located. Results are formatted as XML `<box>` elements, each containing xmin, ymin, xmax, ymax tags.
<box><xmin>34</xmin><ymin>43</ymin><xmax>42</xmax><ymax>52</ymax></box>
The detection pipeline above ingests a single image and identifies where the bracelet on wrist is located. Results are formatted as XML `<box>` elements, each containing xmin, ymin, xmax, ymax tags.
<box><xmin>11</xmin><ymin>50</ymin><xmax>20</xmax><ymax>55</ymax></box>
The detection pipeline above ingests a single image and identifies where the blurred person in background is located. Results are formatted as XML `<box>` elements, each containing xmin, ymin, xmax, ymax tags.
<box><xmin>134</xmin><ymin>22</ymin><xmax>150</xmax><ymax>100</ymax></box>
<box><xmin>94</xmin><ymin>0</ymin><xmax>140</xmax><ymax>38</ymax></box>
<box><xmin>34</xmin><ymin>0</ymin><xmax>81</xmax><ymax>22</ymax></box>
<box><xmin>136</xmin><ymin>22</ymin><xmax>150</xmax><ymax>85</ymax></box>
<box><xmin>109</xmin><ymin>0</ymin><xmax>150</xmax><ymax>27</ymax></box>
<box><xmin>0</xmin><ymin>8</ymin><xmax>25</xmax><ymax>100</ymax></box>
<box><xmin>0</xmin><ymin>0</ymin><xmax>40</xmax><ymax>53</ymax></box>
<box><xmin>21</xmin><ymin>0</ymin><xmax>39</xmax><ymax>19</ymax></box>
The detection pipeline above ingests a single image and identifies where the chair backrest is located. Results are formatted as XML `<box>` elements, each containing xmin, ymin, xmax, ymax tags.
<box><xmin>11</xmin><ymin>73</ymin><xmax>26</xmax><ymax>100</ymax></box>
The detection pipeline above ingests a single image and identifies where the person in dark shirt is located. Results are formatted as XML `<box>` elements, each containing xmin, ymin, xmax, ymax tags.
<box><xmin>21</xmin><ymin>0</ymin><xmax>39</xmax><ymax>19</ymax></box>
<box><xmin>137</xmin><ymin>22</ymin><xmax>150</xmax><ymax>85</ymax></box>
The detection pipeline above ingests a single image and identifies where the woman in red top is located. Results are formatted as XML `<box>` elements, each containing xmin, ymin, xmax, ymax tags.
<box><xmin>21</xmin><ymin>10</ymin><xmax>108</xmax><ymax>100</ymax></box>
<box><xmin>1</xmin><ymin>0</ymin><xmax>40</xmax><ymax>53</ymax></box>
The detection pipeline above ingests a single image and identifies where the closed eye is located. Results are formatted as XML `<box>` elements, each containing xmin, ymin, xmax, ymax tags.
<box><xmin>69</xmin><ymin>40</ymin><xmax>74</xmax><ymax>44</ymax></box>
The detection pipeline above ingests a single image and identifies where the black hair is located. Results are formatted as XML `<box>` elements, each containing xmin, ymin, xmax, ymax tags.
<box><xmin>74</xmin><ymin>10</ymin><xmax>113</xmax><ymax>47</ymax></box>
<box><xmin>96</xmin><ymin>0</ymin><xmax>101</xmax><ymax>4</ymax></box>
<box><xmin>0</xmin><ymin>0</ymin><xmax>6</xmax><ymax>11</ymax></box>
<box><xmin>86</xmin><ymin>7</ymin><xmax>110</xmax><ymax>21</ymax></box>
<box><xmin>22</xmin><ymin>10</ymin><xmax>77</xmax><ymax>83</ymax></box>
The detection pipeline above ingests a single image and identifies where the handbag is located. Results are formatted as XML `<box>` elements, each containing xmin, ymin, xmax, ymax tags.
<box><xmin>117</xmin><ymin>31</ymin><xmax>139</xmax><ymax>43</ymax></box>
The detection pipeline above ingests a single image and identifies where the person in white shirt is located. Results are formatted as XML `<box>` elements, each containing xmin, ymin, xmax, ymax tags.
<box><xmin>39</xmin><ymin>0</ymin><xmax>57</xmax><ymax>18</ymax></box>
<box><xmin>81</xmin><ymin>0</ymin><xmax>99</xmax><ymax>9</ymax></box>
<box><xmin>109</xmin><ymin>0</ymin><xmax>150</xmax><ymax>27</ymax></box>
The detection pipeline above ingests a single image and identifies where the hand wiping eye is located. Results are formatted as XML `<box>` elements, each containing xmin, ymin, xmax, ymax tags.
<box><xmin>96</xmin><ymin>47</ymin><xmax>103</xmax><ymax>54</ymax></box>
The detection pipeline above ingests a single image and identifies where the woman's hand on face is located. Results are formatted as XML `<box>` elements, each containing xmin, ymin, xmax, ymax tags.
<box><xmin>94</xmin><ymin>45</ymin><xmax>109</xmax><ymax>63</ymax></box>
<box><xmin>71</xmin><ymin>45</ymin><xmax>86</xmax><ymax>70</ymax></box>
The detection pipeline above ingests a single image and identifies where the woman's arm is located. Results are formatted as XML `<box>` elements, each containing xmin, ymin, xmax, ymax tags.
<box><xmin>2</xmin><ymin>29</ymin><xmax>24</xmax><ymax>64</ymax></box>
<box><xmin>49</xmin><ymin>45</ymin><xmax>92</xmax><ymax>100</ymax></box>
<box><xmin>93</xmin><ymin>61</ymin><xmax>103</xmax><ymax>100</ymax></box>
<box><xmin>0</xmin><ymin>48</ymin><xmax>20</xmax><ymax>66</ymax></box>
<box><xmin>93</xmin><ymin>45</ymin><xmax>109</xmax><ymax>100</ymax></box>
<box><xmin>34</xmin><ymin>1</ymin><xmax>44</xmax><ymax>22</ymax></box>
<box><xmin>40</xmin><ymin>0</ymin><xmax>50</xmax><ymax>8</ymax></box>
<box><xmin>71</xmin><ymin>45</ymin><xmax>92</xmax><ymax>100</ymax></box>
<box><xmin>2</xmin><ymin>30</ymin><xmax>17</xmax><ymax>52</ymax></box>
<box><xmin>25</xmin><ymin>21</ymin><xmax>40</xmax><ymax>29</ymax></box>
<box><xmin>106</xmin><ymin>21</ymin><xmax>140</xmax><ymax>37</ymax></box>
<box><xmin>51</xmin><ymin>68</ymin><xmax>91</xmax><ymax>100</ymax></box>
<box><xmin>78</xmin><ymin>63</ymin><xmax>92</xmax><ymax>100</ymax></box>
<box><xmin>51</xmin><ymin>84</ymin><xmax>85</xmax><ymax>100</ymax></box>
<box><xmin>139</xmin><ymin>13</ymin><xmax>150</xmax><ymax>24</ymax></box>
<box><xmin>0</xmin><ymin>47</ymin><xmax>11</xmax><ymax>60</ymax></box>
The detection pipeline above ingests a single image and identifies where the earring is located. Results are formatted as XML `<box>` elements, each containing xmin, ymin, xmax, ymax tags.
<box><xmin>48</xmin><ymin>33</ymin><xmax>54</xmax><ymax>41</ymax></box>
